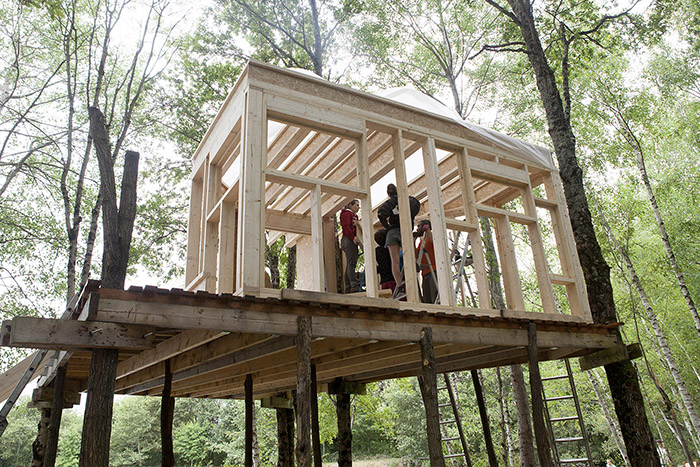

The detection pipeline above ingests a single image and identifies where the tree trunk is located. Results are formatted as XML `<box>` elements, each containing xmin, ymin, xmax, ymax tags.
<box><xmin>311</xmin><ymin>364</ymin><xmax>322</xmax><ymax>467</ymax></box>
<box><xmin>598</xmin><ymin>207</ymin><xmax>700</xmax><ymax>441</ymax></box>
<box><xmin>296</xmin><ymin>316</ymin><xmax>313</xmax><ymax>467</ymax></box>
<box><xmin>286</xmin><ymin>245</ymin><xmax>297</xmax><ymax>289</ymax></box>
<box><xmin>245</xmin><ymin>374</ymin><xmax>253</xmax><ymax>467</ymax></box>
<box><xmin>527</xmin><ymin>323</ymin><xmax>552</xmax><ymax>467</ymax></box>
<box><xmin>418</xmin><ymin>328</ymin><xmax>446</xmax><ymax>467</ymax></box>
<box><xmin>588</xmin><ymin>369</ymin><xmax>630</xmax><ymax>466</ymax></box>
<box><xmin>336</xmin><ymin>389</ymin><xmax>352</xmax><ymax>467</ymax></box>
<box><xmin>161</xmin><ymin>360</ymin><xmax>175</xmax><ymax>467</ymax></box>
<box><xmin>497</xmin><ymin>367</ymin><xmax>515</xmax><ymax>467</ymax></box>
<box><xmin>472</xmin><ymin>370</ymin><xmax>498</xmax><ymax>467</ymax></box>
<box><xmin>43</xmin><ymin>366</ymin><xmax>66</xmax><ymax>467</ymax></box>
<box><xmin>277</xmin><ymin>404</ymin><xmax>295</xmax><ymax>467</ymax></box>
<box><xmin>617</xmin><ymin>116</ymin><xmax>700</xmax><ymax>337</ymax></box>
<box><xmin>30</xmin><ymin>408</ymin><xmax>50</xmax><ymax>467</ymax></box>
<box><xmin>498</xmin><ymin>2</ymin><xmax>660</xmax><ymax>464</ymax></box>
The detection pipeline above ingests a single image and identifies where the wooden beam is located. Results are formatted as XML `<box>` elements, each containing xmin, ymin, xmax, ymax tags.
<box><xmin>8</xmin><ymin>317</ymin><xmax>156</xmax><ymax>351</ymax></box>
<box><xmin>357</xmin><ymin>127</ymin><xmax>378</xmax><ymax>297</ymax></box>
<box><xmin>266</xmin><ymin>209</ymin><xmax>312</xmax><ymax>235</ymax></box>
<box><xmin>579</xmin><ymin>343</ymin><xmax>641</xmax><ymax>371</ymax></box>
<box><xmin>418</xmin><ymin>328</ymin><xmax>446</xmax><ymax>467</ymax></box>
<box><xmin>310</xmin><ymin>185</ymin><xmax>324</xmax><ymax>291</ymax></box>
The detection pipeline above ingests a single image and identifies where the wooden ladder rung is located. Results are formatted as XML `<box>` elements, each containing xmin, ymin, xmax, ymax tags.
<box><xmin>555</xmin><ymin>436</ymin><xmax>584</xmax><ymax>443</ymax></box>
<box><xmin>550</xmin><ymin>416</ymin><xmax>579</xmax><ymax>422</ymax></box>
<box><xmin>444</xmin><ymin>453</ymin><xmax>466</xmax><ymax>459</ymax></box>
<box><xmin>545</xmin><ymin>395</ymin><xmax>574</xmax><ymax>401</ymax></box>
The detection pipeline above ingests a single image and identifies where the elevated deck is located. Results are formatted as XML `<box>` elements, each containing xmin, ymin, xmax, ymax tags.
<box><xmin>1</xmin><ymin>284</ymin><xmax>619</xmax><ymax>402</ymax></box>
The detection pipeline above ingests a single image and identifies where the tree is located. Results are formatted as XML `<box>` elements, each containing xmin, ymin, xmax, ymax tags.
<box><xmin>484</xmin><ymin>0</ymin><xmax>660</xmax><ymax>464</ymax></box>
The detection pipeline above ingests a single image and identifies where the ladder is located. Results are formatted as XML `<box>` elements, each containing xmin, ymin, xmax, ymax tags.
<box><xmin>541</xmin><ymin>359</ymin><xmax>593</xmax><ymax>466</ymax></box>
<box><xmin>437</xmin><ymin>373</ymin><xmax>472</xmax><ymax>466</ymax></box>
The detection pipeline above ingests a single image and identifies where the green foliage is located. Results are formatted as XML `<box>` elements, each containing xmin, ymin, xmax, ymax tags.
<box><xmin>0</xmin><ymin>397</ymin><xmax>40</xmax><ymax>466</ymax></box>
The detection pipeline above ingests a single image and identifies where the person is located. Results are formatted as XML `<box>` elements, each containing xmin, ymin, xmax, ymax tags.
<box><xmin>415</xmin><ymin>219</ymin><xmax>437</xmax><ymax>303</ymax></box>
<box><xmin>605</xmin><ymin>460</ymin><xmax>616</xmax><ymax>467</ymax></box>
<box><xmin>374</xmin><ymin>229</ymin><xmax>395</xmax><ymax>292</ymax></box>
<box><xmin>340</xmin><ymin>199</ymin><xmax>361</xmax><ymax>292</ymax></box>
<box><xmin>376</xmin><ymin>183</ymin><xmax>420</xmax><ymax>296</ymax></box>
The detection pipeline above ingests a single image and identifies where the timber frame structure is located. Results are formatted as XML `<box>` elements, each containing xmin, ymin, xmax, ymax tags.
<box><xmin>0</xmin><ymin>61</ymin><xmax>627</xmax><ymax>464</ymax></box>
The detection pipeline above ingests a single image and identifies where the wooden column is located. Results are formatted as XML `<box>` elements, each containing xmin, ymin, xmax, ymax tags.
<box><xmin>245</xmin><ymin>374</ymin><xmax>253</xmax><ymax>467</ymax></box>
<box><xmin>161</xmin><ymin>360</ymin><xmax>175</xmax><ymax>467</ymax></box>
<box><xmin>527</xmin><ymin>322</ymin><xmax>553</xmax><ymax>466</ymax></box>
<box><xmin>471</xmin><ymin>369</ymin><xmax>498</xmax><ymax>467</ymax></box>
<box><xmin>356</xmin><ymin>128</ymin><xmax>377</xmax><ymax>297</ymax></box>
<box><xmin>418</xmin><ymin>328</ymin><xmax>446</xmax><ymax>467</ymax></box>
<box><xmin>43</xmin><ymin>366</ymin><xmax>66</xmax><ymax>467</ymax></box>
<box><xmin>79</xmin><ymin>348</ymin><xmax>119</xmax><ymax>467</ymax></box>
<box><xmin>310</xmin><ymin>364</ymin><xmax>322</xmax><ymax>467</ymax></box>
<box><xmin>336</xmin><ymin>385</ymin><xmax>353</xmax><ymax>467</ymax></box>
<box><xmin>296</xmin><ymin>316</ymin><xmax>312</xmax><ymax>467</ymax></box>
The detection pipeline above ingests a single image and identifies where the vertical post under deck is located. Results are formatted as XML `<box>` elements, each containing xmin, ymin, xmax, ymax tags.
<box><xmin>471</xmin><ymin>369</ymin><xmax>498</xmax><ymax>467</ymax></box>
<box><xmin>245</xmin><ymin>374</ymin><xmax>253</xmax><ymax>467</ymax></box>
<box><xmin>528</xmin><ymin>322</ymin><xmax>553</xmax><ymax>466</ymax></box>
<box><xmin>161</xmin><ymin>360</ymin><xmax>175</xmax><ymax>467</ymax></box>
<box><xmin>336</xmin><ymin>386</ymin><xmax>352</xmax><ymax>467</ymax></box>
<box><xmin>296</xmin><ymin>316</ymin><xmax>312</xmax><ymax>467</ymax></box>
<box><xmin>310</xmin><ymin>364</ymin><xmax>322</xmax><ymax>467</ymax></box>
<box><xmin>418</xmin><ymin>328</ymin><xmax>446</xmax><ymax>467</ymax></box>
<box><xmin>44</xmin><ymin>366</ymin><xmax>66</xmax><ymax>467</ymax></box>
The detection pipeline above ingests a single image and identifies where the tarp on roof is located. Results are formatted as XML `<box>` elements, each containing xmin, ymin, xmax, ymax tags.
<box><xmin>377</xmin><ymin>87</ymin><xmax>554</xmax><ymax>170</ymax></box>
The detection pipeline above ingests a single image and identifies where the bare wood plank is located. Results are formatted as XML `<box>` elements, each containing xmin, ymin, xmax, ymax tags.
<box><xmin>9</xmin><ymin>317</ymin><xmax>156</xmax><ymax>351</ymax></box>
<box><xmin>422</xmin><ymin>137</ymin><xmax>455</xmax><ymax>306</ymax></box>
<box><xmin>266</xmin><ymin>169</ymin><xmax>367</xmax><ymax>198</ymax></box>
<box><xmin>266</xmin><ymin>93</ymin><xmax>364</xmax><ymax>138</ymax></box>
<box><xmin>185</xmin><ymin>176</ymin><xmax>204</xmax><ymax>287</ymax></box>
<box><xmin>310</xmin><ymin>185</ymin><xmax>324</xmax><ymax>291</ymax></box>
<box><xmin>493</xmin><ymin>216</ymin><xmax>525</xmax><ymax>310</ymax></box>
<box><xmin>266</xmin><ymin>209</ymin><xmax>312</xmax><ymax>235</ymax></box>
<box><xmin>357</xmin><ymin>127</ymin><xmax>378</xmax><ymax>297</ymax></box>
<box><xmin>392</xmin><ymin>130</ymin><xmax>420</xmax><ymax>303</ymax></box>
<box><xmin>218</xmin><ymin>202</ymin><xmax>237</xmax><ymax>294</ymax></box>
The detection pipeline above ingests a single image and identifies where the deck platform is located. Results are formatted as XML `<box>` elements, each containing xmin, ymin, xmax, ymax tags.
<box><xmin>1</xmin><ymin>284</ymin><xmax>620</xmax><ymax>402</ymax></box>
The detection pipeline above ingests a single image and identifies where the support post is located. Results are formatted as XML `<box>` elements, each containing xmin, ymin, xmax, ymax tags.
<box><xmin>310</xmin><ymin>364</ymin><xmax>322</xmax><ymax>467</ymax></box>
<box><xmin>471</xmin><ymin>369</ymin><xmax>498</xmax><ymax>467</ymax></box>
<box><xmin>43</xmin><ymin>366</ymin><xmax>66</xmax><ymax>467</ymax></box>
<box><xmin>30</xmin><ymin>408</ymin><xmax>50</xmax><ymax>467</ymax></box>
<box><xmin>527</xmin><ymin>322</ymin><xmax>553</xmax><ymax>466</ymax></box>
<box><xmin>418</xmin><ymin>328</ymin><xmax>446</xmax><ymax>467</ymax></box>
<box><xmin>79</xmin><ymin>348</ymin><xmax>119</xmax><ymax>467</ymax></box>
<box><xmin>245</xmin><ymin>374</ymin><xmax>253</xmax><ymax>467</ymax></box>
<box><xmin>161</xmin><ymin>360</ymin><xmax>175</xmax><ymax>467</ymax></box>
<box><xmin>277</xmin><ymin>397</ymin><xmax>295</xmax><ymax>467</ymax></box>
<box><xmin>296</xmin><ymin>316</ymin><xmax>312</xmax><ymax>467</ymax></box>
<box><xmin>336</xmin><ymin>379</ymin><xmax>352</xmax><ymax>467</ymax></box>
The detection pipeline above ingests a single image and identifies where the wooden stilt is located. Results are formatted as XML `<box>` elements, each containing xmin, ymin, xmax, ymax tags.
<box><xmin>310</xmin><ymin>363</ymin><xmax>322</xmax><ymax>467</ymax></box>
<box><xmin>336</xmin><ymin>380</ymin><xmax>352</xmax><ymax>467</ymax></box>
<box><xmin>43</xmin><ymin>366</ymin><xmax>66</xmax><ymax>467</ymax></box>
<box><xmin>296</xmin><ymin>316</ymin><xmax>312</xmax><ymax>467</ymax></box>
<box><xmin>418</xmin><ymin>327</ymin><xmax>446</xmax><ymax>467</ymax></box>
<box><xmin>79</xmin><ymin>348</ymin><xmax>119</xmax><ymax>467</ymax></box>
<box><xmin>161</xmin><ymin>360</ymin><xmax>175</xmax><ymax>467</ymax></box>
<box><xmin>245</xmin><ymin>374</ymin><xmax>254</xmax><ymax>467</ymax></box>
<box><xmin>527</xmin><ymin>322</ymin><xmax>553</xmax><ymax>466</ymax></box>
<box><xmin>30</xmin><ymin>408</ymin><xmax>50</xmax><ymax>467</ymax></box>
<box><xmin>471</xmin><ymin>369</ymin><xmax>498</xmax><ymax>467</ymax></box>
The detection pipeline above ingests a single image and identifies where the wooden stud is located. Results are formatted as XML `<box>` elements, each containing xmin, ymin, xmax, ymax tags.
<box><xmin>422</xmin><ymin>137</ymin><xmax>455</xmax><ymax>306</ymax></box>
<box><xmin>493</xmin><ymin>215</ymin><xmax>525</xmax><ymax>310</ymax></box>
<box><xmin>356</xmin><ymin>128</ymin><xmax>377</xmax><ymax>297</ymax></box>
<box><xmin>217</xmin><ymin>202</ymin><xmax>237</xmax><ymax>294</ymax></box>
<box><xmin>310</xmin><ymin>185</ymin><xmax>324</xmax><ymax>291</ymax></box>
<box><xmin>521</xmin><ymin>175</ymin><xmax>557</xmax><ymax>314</ymax></box>
<box><xmin>418</xmin><ymin>328</ymin><xmax>446</xmax><ymax>467</ymax></box>
<box><xmin>237</xmin><ymin>88</ymin><xmax>267</xmax><ymax>292</ymax></box>
<box><xmin>185</xmin><ymin>174</ymin><xmax>204</xmax><ymax>287</ymax></box>
<box><xmin>296</xmin><ymin>316</ymin><xmax>312</xmax><ymax>467</ymax></box>
<box><xmin>391</xmin><ymin>130</ymin><xmax>420</xmax><ymax>302</ymax></box>
<box><xmin>456</xmin><ymin>148</ymin><xmax>490</xmax><ymax>308</ymax></box>
<box><xmin>527</xmin><ymin>322</ymin><xmax>553</xmax><ymax>466</ymax></box>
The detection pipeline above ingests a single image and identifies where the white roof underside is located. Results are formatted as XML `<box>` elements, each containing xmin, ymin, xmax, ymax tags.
<box><xmin>377</xmin><ymin>87</ymin><xmax>554</xmax><ymax>170</ymax></box>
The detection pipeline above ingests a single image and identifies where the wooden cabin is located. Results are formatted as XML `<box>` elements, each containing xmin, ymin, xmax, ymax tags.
<box><xmin>0</xmin><ymin>60</ymin><xmax>627</xmax><ymax>465</ymax></box>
